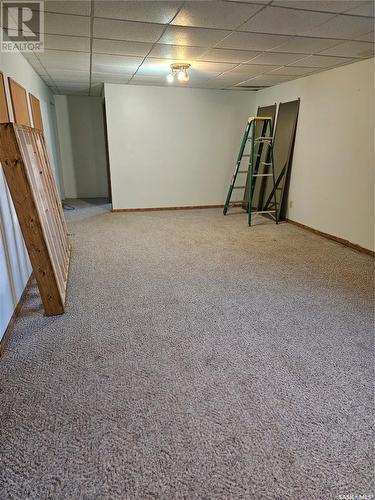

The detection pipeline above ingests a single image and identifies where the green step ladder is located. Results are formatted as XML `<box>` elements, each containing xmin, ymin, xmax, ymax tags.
<box><xmin>223</xmin><ymin>116</ymin><xmax>278</xmax><ymax>226</ymax></box>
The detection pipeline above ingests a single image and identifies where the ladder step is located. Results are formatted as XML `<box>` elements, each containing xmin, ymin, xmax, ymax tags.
<box><xmin>252</xmin><ymin>210</ymin><xmax>276</xmax><ymax>214</ymax></box>
<box><xmin>261</xmin><ymin>162</ymin><xmax>272</xmax><ymax>166</ymax></box>
<box><xmin>238</xmin><ymin>170</ymin><xmax>248</xmax><ymax>173</ymax></box>
<box><xmin>253</xmin><ymin>174</ymin><xmax>272</xmax><ymax>177</ymax></box>
<box><xmin>233</xmin><ymin>186</ymin><xmax>246</xmax><ymax>189</ymax></box>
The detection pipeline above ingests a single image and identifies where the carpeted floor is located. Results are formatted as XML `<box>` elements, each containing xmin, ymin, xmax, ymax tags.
<box><xmin>1</xmin><ymin>200</ymin><xmax>374</xmax><ymax>499</ymax></box>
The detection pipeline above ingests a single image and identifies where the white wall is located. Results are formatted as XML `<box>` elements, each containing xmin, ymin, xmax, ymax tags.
<box><xmin>255</xmin><ymin>58</ymin><xmax>375</xmax><ymax>252</ymax></box>
<box><xmin>0</xmin><ymin>50</ymin><xmax>62</xmax><ymax>341</ymax></box>
<box><xmin>104</xmin><ymin>84</ymin><xmax>256</xmax><ymax>209</ymax></box>
<box><xmin>55</xmin><ymin>96</ymin><xmax>109</xmax><ymax>199</ymax></box>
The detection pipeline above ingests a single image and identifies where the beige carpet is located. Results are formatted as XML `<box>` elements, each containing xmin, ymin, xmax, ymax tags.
<box><xmin>1</xmin><ymin>200</ymin><xmax>373</xmax><ymax>499</ymax></box>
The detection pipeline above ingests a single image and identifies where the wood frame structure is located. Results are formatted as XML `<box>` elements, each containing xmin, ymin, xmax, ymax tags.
<box><xmin>0</xmin><ymin>122</ymin><xmax>71</xmax><ymax>315</ymax></box>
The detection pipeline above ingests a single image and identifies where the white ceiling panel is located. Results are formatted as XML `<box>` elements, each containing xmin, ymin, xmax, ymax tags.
<box><xmin>44</xmin><ymin>34</ymin><xmax>90</xmax><ymax>52</ymax></box>
<box><xmin>171</xmin><ymin>1</ymin><xmax>263</xmax><ymax>30</ymax></box>
<box><xmin>193</xmin><ymin>60</ymin><xmax>239</xmax><ymax>73</ymax></box>
<box><xmin>44</xmin><ymin>13</ymin><xmax>91</xmax><ymax>36</ymax></box>
<box><xmin>216</xmin><ymin>32</ymin><xmax>290</xmax><ymax>50</ymax></box>
<box><xmin>289</xmin><ymin>54</ymin><xmax>354</xmax><ymax>67</ymax></box>
<box><xmin>136</xmin><ymin>58</ymin><xmax>175</xmax><ymax>76</ymax></box>
<box><xmin>223</xmin><ymin>63</ymin><xmax>279</xmax><ymax>78</ymax></box>
<box><xmin>271</xmin><ymin>1</ymin><xmax>360</xmax><ymax>13</ymax></box>
<box><xmin>159</xmin><ymin>26</ymin><xmax>231</xmax><ymax>46</ymax></box>
<box><xmin>240</xmin><ymin>6</ymin><xmax>334</xmax><ymax>35</ymax></box>
<box><xmin>319</xmin><ymin>40</ymin><xmax>375</xmax><ymax>58</ymax></box>
<box><xmin>92</xmin><ymin>54</ymin><xmax>143</xmax><ymax>74</ymax></box>
<box><xmin>274</xmin><ymin>36</ymin><xmax>343</xmax><ymax>53</ymax></box>
<box><xmin>248</xmin><ymin>52</ymin><xmax>306</xmax><ymax>65</ymax></box>
<box><xmin>355</xmin><ymin>32</ymin><xmax>375</xmax><ymax>42</ymax></box>
<box><xmin>345</xmin><ymin>1</ymin><xmax>375</xmax><ymax>17</ymax></box>
<box><xmin>93</xmin><ymin>18</ymin><xmax>164</xmax><ymax>42</ymax></box>
<box><xmin>94</xmin><ymin>1</ymin><xmax>182</xmax><ymax>24</ymax></box>
<box><xmin>47</xmin><ymin>70</ymin><xmax>89</xmax><ymax>83</ymax></box>
<box><xmin>304</xmin><ymin>14</ymin><xmax>374</xmax><ymax>39</ymax></box>
<box><xmin>239</xmin><ymin>74</ymin><xmax>292</xmax><ymax>85</ymax></box>
<box><xmin>37</xmin><ymin>50</ymin><xmax>90</xmax><ymax>71</ymax></box>
<box><xmin>44</xmin><ymin>0</ymin><xmax>92</xmax><ymax>16</ymax></box>
<box><xmin>197</xmin><ymin>48</ymin><xmax>261</xmax><ymax>63</ymax></box>
<box><xmin>92</xmin><ymin>39</ymin><xmax>152</xmax><ymax>57</ymax></box>
<box><xmin>270</xmin><ymin>66</ymin><xmax>317</xmax><ymax>75</ymax></box>
<box><xmin>92</xmin><ymin>72</ymin><xmax>132</xmax><ymax>84</ymax></box>
<box><xmin>148</xmin><ymin>44</ymin><xmax>208</xmax><ymax>60</ymax></box>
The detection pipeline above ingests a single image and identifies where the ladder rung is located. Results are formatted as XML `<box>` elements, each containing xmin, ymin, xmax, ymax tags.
<box><xmin>256</xmin><ymin>136</ymin><xmax>272</xmax><ymax>141</ymax></box>
<box><xmin>253</xmin><ymin>174</ymin><xmax>272</xmax><ymax>177</ymax></box>
<box><xmin>233</xmin><ymin>186</ymin><xmax>245</xmax><ymax>189</ymax></box>
<box><xmin>238</xmin><ymin>170</ymin><xmax>247</xmax><ymax>173</ymax></box>
<box><xmin>252</xmin><ymin>210</ymin><xmax>276</xmax><ymax>214</ymax></box>
<box><xmin>261</xmin><ymin>162</ymin><xmax>272</xmax><ymax>165</ymax></box>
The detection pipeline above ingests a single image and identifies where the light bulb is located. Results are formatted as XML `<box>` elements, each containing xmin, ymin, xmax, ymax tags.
<box><xmin>167</xmin><ymin>73</ymin><xmax>174</xmax><ymax>83</ymax></box>
<box><xmin>182</xmin><ymin>70</ymin><xmax>189</xmax><ymax>82</ymax></box>
<box><xmin>178</xmin><ymin>70</ymin><xmax>185</xmax><ymax>81</ymax></box>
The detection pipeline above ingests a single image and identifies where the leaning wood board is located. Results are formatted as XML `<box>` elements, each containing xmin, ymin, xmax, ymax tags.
<box><xmin>0</xmin><ymin>122</ymin><xmax>71</xmax><ymax>315</ymax></box>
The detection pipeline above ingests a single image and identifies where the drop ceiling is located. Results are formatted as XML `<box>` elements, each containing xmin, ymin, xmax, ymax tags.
<box><xmin>16</xmin><ymin>0</ymin><xmax>375</xmax><ymax>95</ymax></box>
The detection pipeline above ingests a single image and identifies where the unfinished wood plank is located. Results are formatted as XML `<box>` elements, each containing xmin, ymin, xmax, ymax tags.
<box><xmin>0</xmin><ymin>122</ymin><xmax>71</xmax><ymax>315</ymax></box>
<box><xmin>0</xmin><ymin>72</ymin><xmax>9</xmax><ymax>123</ymax></box>
<box><xmin>8</xmin><ymin>78</ymin><xmax>31</xmax><ymax>127</ymax></box>
<box><xmin>29</xmin><ymin>93</ymin><xmax>44</xmax><ymax>132</ymax></box>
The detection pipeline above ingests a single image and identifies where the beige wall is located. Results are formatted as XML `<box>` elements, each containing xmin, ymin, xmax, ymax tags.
<box><xmin>255</xmin><ymin>58</ymin><xmax>375</xmax><ymax>251</ymax></box>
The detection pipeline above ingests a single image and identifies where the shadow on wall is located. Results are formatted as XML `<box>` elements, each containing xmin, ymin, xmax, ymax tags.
<box><xmin>64</xmin><ymin>96</ymin><xmax>109</xmax><ymax>199</ymax></box>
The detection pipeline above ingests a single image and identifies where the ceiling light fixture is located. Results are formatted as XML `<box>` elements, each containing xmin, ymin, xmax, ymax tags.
<box><xmin>166</xmin><ymin>63</ymin><xmax>191</xmax><ymax>84</ymax></box>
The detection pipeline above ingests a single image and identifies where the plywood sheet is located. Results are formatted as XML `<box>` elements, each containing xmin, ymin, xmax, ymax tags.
<box><xmin>262</xmin><ymin>99</ymin><xmax>300</xmax><ymax>218</ymax></box>
<box><xmin>29</xmin><ymin>93</ymin><xmax>44</xmax><ymax>132</ymax></box>
<box><xmin>8</xmin><ymin>78</ymin><xmax>31</xmax><ymax>127</ymax></box>
<box><xmin>0</xmin><ymin>72</ymin><xmax>9</xmax><ymax>123</ymax></box>
<box><xmin>0</xmin><ymin>123</ymin><xmax>71</xmax><ymax>315</ymax></box>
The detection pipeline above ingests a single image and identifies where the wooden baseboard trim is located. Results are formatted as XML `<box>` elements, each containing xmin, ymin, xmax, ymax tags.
<box><xmin>0</xmin><ymin>273</ymin><xmax>34</xmax><ymax>357</ymax></box>
<box><xmin>112</xmin><ymin>204</ymin><xmax>224</xmax><ymax>213</ymax></box>
<box><xmin>286</xmin><ymin>218</ymin><xmax>374</xmax><ymax>257</ymax></box>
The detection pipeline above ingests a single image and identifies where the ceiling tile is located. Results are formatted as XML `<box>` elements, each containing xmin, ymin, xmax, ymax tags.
<box><xmin>92</xmin><ymin>39</ymin><xmax>152</xmax><ymax>56</ymax></box>
<box><xmin>159</xmin><ymin>26</ymin><xmax>231</xmax><ymax>47</ymax></box>
<box><xmin>345</xmin><ymin>1</ymin><xmax>375</xmax><ymax>17</ymax></box>
<box><xmin>274</xmin><ymin>36</ymin><xmax>343</xmax><ymax>53</ymax></box>
<box><xmin>304</xmin><ymin>14</ymin><xmax>374</xmax><ymax>39</ymax></box>
<box><xmin>355</xmin><ymin>32</ymin><xmax>375</xmax><ymax>42</ymax></box>
<box><xmin>44</xmin><ymin>0</ymin><xmax>91</xmax><ymax>15</ymax></box>
<box><xmin>216</xmin><ymin>32</ymin><xmax>290</xmax><ymax>50</ymax></box>
<box><xmin>94</xmin><ymin>1</ymin><xmax>182</xmax><ymax>23</ymax></box>
<box><xmin>92</xmin><ymin>54</ymin><xmax>143</xmax><ymax>74</ymax></box>
<box><xmin>44</xmin><ymin>34</ymin><xmax>90</xmax><ymax>52</ymax></box>
<box><xmin>240</xmin><ymin>6</ymin><xmax>333</xmax><ymax>35</ymax></box>
<box><xmin>222</xmin><ymin>63</ymin><xmax>279</xmax><ymax>79</ymax></box>
<box><xmin>270</xmin><ymin>66</ymin><xmax>317</xmax><ymax>75</ymax></box>
<box><xmin>91</xmin><ymin>71</ymin><xmax>132</xmax><ymax>84</ymax></box>
<box><xmin>44</xmin><ymin>13</ymin><xmax>91</xmax><ymax>36</ymax></box>
<box><xmin>91</xmin><ymin>72</ymin><xmax>132</xmax><ymax>84</ymax></box>
<box><xmin>319</xmin><ymin>40</ymin><xmax>375</xmax><ymax>58</ymax></box>
<box><xmin>289</xmin><ymin>54</ymin><xmax>354</xmax><ymax>67</ymax></box>
<box><xmin>197</xmin><ymin>48</ymin><xmax>260</xmax><ymax>63</ymax></box>
<box><xmin>248</xmin><ymin>52</ymin><xmax>307</xmax><ymax>65</ymax></box>
<box><xmin>148</xmin><ymin>44</ymin><xmax>208</xmax><ymax>60</ymax></box>
<box><xmin>271</xmin><ymin>1</ymin><xmax>360</xmax><ymax>13</ymax></box>
<box><xmin>193</xmin><ymin>61</ymin><xmax>239</xmax><ymax>73</ymax></box>
<box><xmin>135</xmin><ymin>58</ymin><xmax>174</xmax><ymax>76</ymax></box>
<box><xmin>38</xmin><ymin>50</ymin><xmax>90</xmax><ymax>70</ymax></box>
<box><xmin>239</xmin><ymin>74</ymin><xmax>292</xmax><ymax>85</ymax></box>
<box><xmin>93</xmin><ymin>18</ymin><xmax>164</xmax><ymax>42</ymax></box>
<box><xmin>47</xmin><ymin>70</ymin><xmax>89</xmax><ymax>83</ymax></box>
<box><xmin>171</xmin><ymin>1</ymin><xmax>263</xmax><ymax>29</ymax></box>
